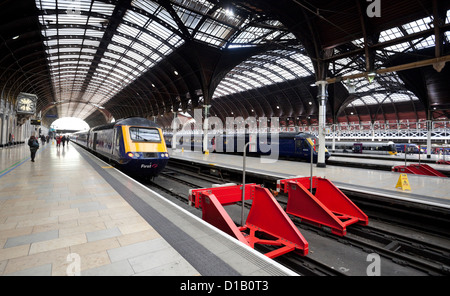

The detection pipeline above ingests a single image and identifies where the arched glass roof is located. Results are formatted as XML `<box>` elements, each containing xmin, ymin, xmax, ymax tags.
<box><xmin>34</xmin><ymin>0</ymin><xmax>296</xmax><ymax>120</ymax></box>
<box><xmin>36</xmin><ymin>0</ymin><xmax>186</xmax><ymax>119</ymax></box>
<box><xmin>213</xmin><ymin>47</ymin><xmax>314</xmax><ymax>98</ymax></box>
<box><xmin>2</xmin><ymin>0</ymin><xmax>447</xmax><ymax>128</ymax></box>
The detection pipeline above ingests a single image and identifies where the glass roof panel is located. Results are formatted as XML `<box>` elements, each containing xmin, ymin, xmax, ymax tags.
<box><xmin>35</xmin><ymin>0</ymin><xmax>187</xmax><ymax>119</ymax></box>
<box><xmin>213</xmin><ymin>48</ymin><xmax>314</xmax><ymax>98</ymax></box>
<box><xmin>402</xmin><ymin>16</ymin><xmax>433</xmax><ymax>35</ymax></box>
<box><xmin>412</xmin><ymin>35</ymin><xmax>435</xmax><ymax>50</ymax></box>
<box><xmin>379</xmin><ymin>27</ymin><xmax>404</xmax><ymax>42</ymax></box>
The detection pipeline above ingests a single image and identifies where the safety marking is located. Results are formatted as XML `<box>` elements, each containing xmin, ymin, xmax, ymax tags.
<box><xmin>0</xmin><ymin>144</ymin><xmax>49</xmax><ymax>178</ymax></box>
<box><xmin>102</xmin><ymin>166</ymin><xmax>114</xmax><ymax>169</ymax></box>
<box><xmin>208</xmin><ymin>163</ymin><xmax>216</xmax><ymax>166</ymax></box>
<box><xmin>0</xmin><ymin>158</ymin><xmax>29</xmax><ymax>178</ymax></box>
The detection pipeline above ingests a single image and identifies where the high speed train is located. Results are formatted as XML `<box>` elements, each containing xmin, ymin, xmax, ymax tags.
<box><xmin>71</xmin><ymin>117</ymin><xmax>169</xmax><ymax>178</ymax></box>
<box><xmin>326</xmin><ymin>141</ymin><xmax>398</xmax><ymax>155</ymax></box>
<box><xmin>395</xmin><ymin>143</ymin><xmax>425</xmax><ymax>154</ymax></box>
<box><xmin>165</xmin><ymin>132</ymin><xmax>331</xmax><ymax>162</ymax></box>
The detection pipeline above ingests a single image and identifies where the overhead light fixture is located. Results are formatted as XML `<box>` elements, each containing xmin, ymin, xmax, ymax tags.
<box><xmin>367</xmin><ymin>71</ymin><xmax>376</xmax><ymax>83</ymax></box>
<box><xmin>174</xmin><ymin>70</ymin><xmax>179</xmax><ymax>76</ymax></box>
<box><xmin>345</xmin><ymin>79</ymin><xmax>356</xmax><ymax>94</ymax></box>
<box><xmin>12</xmin><ymin>35</ymin><xmax>19</xmax><ymax>40</ymax></box>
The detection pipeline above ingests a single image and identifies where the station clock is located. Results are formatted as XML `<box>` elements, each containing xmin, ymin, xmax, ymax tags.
<box><xmin>16</xmin><ymin>93</ymin><xmax>37</xmax><ymax>114</ymax></box>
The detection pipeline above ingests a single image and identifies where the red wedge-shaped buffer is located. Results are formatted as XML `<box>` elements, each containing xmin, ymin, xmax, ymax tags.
<box><xmin>393</xmin><ymin>164</ymin><xmax>447</xmax><ymax>177</ymax></box>
<box><xmin>189</xmin><ymin>184</ymin><xmax>308</xmax><ymax>258</ymax></box>
<box><xmin>278</xmin><ymin>177</ymin><xmax>368</xmax><ymax>236</ymax></box>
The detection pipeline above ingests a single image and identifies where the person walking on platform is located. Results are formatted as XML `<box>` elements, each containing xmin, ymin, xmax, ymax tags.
<box><xmin>56</xmin><ymin>135</ymin><xmax>62</xmax><ymax>148</ymax></box>
<box><xmin>62</xmin><ymin>135</ymin><xmax>66</xmax><ymax>148</ymax></box>
<box><xmin>28</xmin><ymin>134</ymin><xmax>40</xmax><ymax>162</ymax></box>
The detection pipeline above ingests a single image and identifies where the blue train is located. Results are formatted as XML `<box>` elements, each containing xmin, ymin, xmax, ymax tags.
<box><xmin>71</xmin><ymin>117</ymin><xmax>169</xmax><ymax>178</ymax></box>
<box><xmin>164</xmin><ymin>132</ymin><xmax>330</xmax><ymax>162</ymax></box>
<box><xmin>395</xmin><ymin>143</ymin><xmax>424</xmax><ymax>154</ymax></box>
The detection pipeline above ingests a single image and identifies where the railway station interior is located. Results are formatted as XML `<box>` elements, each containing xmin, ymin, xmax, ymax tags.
<box><xmin>1</xmin><ymin>0</ymin><xmax>450</xmax><ymax>279</ymax></box>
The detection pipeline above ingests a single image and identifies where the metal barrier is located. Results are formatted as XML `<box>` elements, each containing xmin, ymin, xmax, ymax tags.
<box><xmin>189</xmin><ymin>183</ymin><xmax>309</xmax><ymax>258</ymax></box>
<box><xmin>277</xmin><ymin>177</ymin><xmax>369</xmax><ymax>236</ymax></box>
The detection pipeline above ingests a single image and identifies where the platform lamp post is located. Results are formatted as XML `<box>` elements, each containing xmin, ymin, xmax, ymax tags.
<box><xmin>316</xmin><ymin>80</ymin><xmax>328</xmax><ymax>168</ymax></box>
<box><xmin>203</xmin><ymin>105</ymin><xmax>211</xmax><ymax>154</ymax></box>
<box><xmin>241</xmin><ymin>134</ymin><xmax>257</xmax><ymax>226</ymax></box>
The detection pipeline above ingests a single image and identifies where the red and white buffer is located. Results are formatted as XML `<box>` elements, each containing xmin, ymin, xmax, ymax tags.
<box><xmin>189</xmin><ymin>184</ymin><xmax>309</xmax><ymax>258</ymax></box>
<box><xmin>277</xmin><ymin>177</ymin><xmax>369</xmax><ymax>236</ymax></box>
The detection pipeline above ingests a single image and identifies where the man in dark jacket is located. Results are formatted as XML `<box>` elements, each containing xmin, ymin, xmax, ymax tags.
<box><xmin>28</xmin><ymin>135</ymin><xmax>40</xmax><ymax>162</ymax></box>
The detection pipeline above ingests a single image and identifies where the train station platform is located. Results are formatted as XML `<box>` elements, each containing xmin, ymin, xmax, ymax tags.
<box><xmin>168</xmin><ymin>149</ymin><xmax>450</xmax><ymax>209</ymax></box>
<box><xmin>328</xmin><ymin>152</ymin><xmax>450</xmax><ymax>174</ymax></box>
<box><xmin>0</xmin><ymin>142</ymin><xmax>296</xmax><ymax>276</ymax></box>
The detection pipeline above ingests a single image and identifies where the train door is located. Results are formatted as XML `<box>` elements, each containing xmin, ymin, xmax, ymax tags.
<box><xmin>93</xmin><ymin>133</ymin><xmax>97</xmax><ymax>151</ymax></box>
<box><xmin>295</xmin><ymin>138</ymin><xmax>302</xmax><ymax>155</ymax></box>
<box><xmin>114</xmin><ymin>127</ymin><xmax>122</xmax><ymax>156</ymax></box>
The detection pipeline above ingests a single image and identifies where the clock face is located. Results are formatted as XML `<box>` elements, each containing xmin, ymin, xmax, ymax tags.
<box><xmin>18</xmin><ymin>98</ymin><xmax>35</xmax><ymax>113</ymax></box>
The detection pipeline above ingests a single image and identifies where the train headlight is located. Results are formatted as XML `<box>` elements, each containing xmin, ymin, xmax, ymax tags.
<box><xmin>127</xmin><ymin>152</ymin><xmax>142</xmax><ymax>158</ymax></box>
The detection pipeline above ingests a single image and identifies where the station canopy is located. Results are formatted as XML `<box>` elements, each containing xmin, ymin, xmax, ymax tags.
<box><xmin>0</xmin><ymin>0</ymin><xmax>449</xmax><ymax>128</ymax></box>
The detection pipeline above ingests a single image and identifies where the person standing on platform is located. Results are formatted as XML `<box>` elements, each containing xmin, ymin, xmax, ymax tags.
<box><xmin>62</xmin><ymin>135</ymin><xmax>66</xmax><ymax>148</ymax></box>
<box><xmin>28</xmin><ymin>134</ymin><xmax>40</xmax><ymax>162</ymax></box>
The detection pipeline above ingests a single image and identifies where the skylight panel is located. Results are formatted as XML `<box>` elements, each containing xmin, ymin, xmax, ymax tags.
<box><xmin>139</xmin><ymin>32</ymin><xmax>162</xmax><ymax>49</ymax></box>
<box><xmin>384</xmin><ymin>41</ymin><xmax>411</xmax><ymax>54</ymax></box>
<box><xmin>390</xmin><ymin>93</ymin><xmax>417</xmax><ymax>103</ymax></box>
<box><xmin>124</xmin><ymin>9</ymin><xmax>149</xmax><ymax>27</ymax></box>
<box><xmin>248</xmin><ymin>71</ymin><xmax>273</xmax><ymax>85</ymax></box>
<box><xmin>270</xmin><ymin>64</ymin><xmax>296</xmax><ymax>80</ymax></box>
<box><xmin>145</xmin><ymin>21</ymin><xmax>174</xmax><ymax>41</ymax></box>
<box><xmin>412</xmin><ymin>35</ymin><xmax>435</xmax><ymax>50</ymax></box>
<box><xmin>238</xmin><ymin>72</ymin><xmax>263</xmax><ymax>88</ymax></box>
<box><xmin>91</xmin><ymin>1</ymin><xmax>115</xmax><ymax>15</ymax></box>
<box><xmin>402</xmin><ymin>16</ymin><xmax>433</xmax><ymax>34</ymax></box>
<box><xmin>351</xmin><ymin>99</ymin><xmax>365</xmax><ymax>107</ymax></box>
<box><xmin>379</xmin><ymin>27</ymin><xmax>404</xmax><ymax>42</ymax></box>
<box><xmin>117</xmin><ymin>24</ymin><xmax>140</xmax><ymax>41</ymax></box>
<box><xmin>176</xmin><ymin>6</ymin><xmax>202</xmax><ymax>29</ymax></box>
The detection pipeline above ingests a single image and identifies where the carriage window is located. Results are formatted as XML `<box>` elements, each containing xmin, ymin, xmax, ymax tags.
<box><xmin>129</xmin><ymin>128</ymin><xmax>161</xmax><ymax>143</ymax></box>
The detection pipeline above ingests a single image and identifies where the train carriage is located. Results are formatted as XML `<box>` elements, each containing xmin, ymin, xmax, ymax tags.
<box><xmin>72</xmin><ymin>117</ymin><xmax>169</xmax><ymax>178</ymax></box>
<box><xmin>326</xmin><ymin>141</ymin><xmax>397</xmax><ymax>155</ymax></box>
<box><xmin>165</xmin><ymin>132</ymin><xmax>330</xmax><ymax>162</ymax></box>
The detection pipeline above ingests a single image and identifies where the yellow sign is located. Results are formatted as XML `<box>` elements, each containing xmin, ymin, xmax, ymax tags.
<box><xmin>396</xmin><ymin>174</ymin><xmax>411</xmax><ymax>191</ymax></box>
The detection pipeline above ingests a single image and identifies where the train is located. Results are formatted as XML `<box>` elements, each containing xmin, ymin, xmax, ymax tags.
<box><xmin>325</xmin><ymin>141</ymin><xmax>398</xmax><ymax>155</ymax></box>
<box><xmin>395</xmin><ymin>143</ymin><xmax>425</xmax><ymax>154</ymax></box>
<box><xmin>71</xmin><ymin>117</ymin><xmax>169</xmax><ymax>178</ymax></box>
<box><xmin>165</xmin><ymin>132</ymin><xmax>331</xmax><ymax>162</ymax></box>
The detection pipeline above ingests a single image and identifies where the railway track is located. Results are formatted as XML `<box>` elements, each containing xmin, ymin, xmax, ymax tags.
<box><xmin>146</xmin><ymin>162</ymin><xmax>450</xmax><ymax>276</ymax></box>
